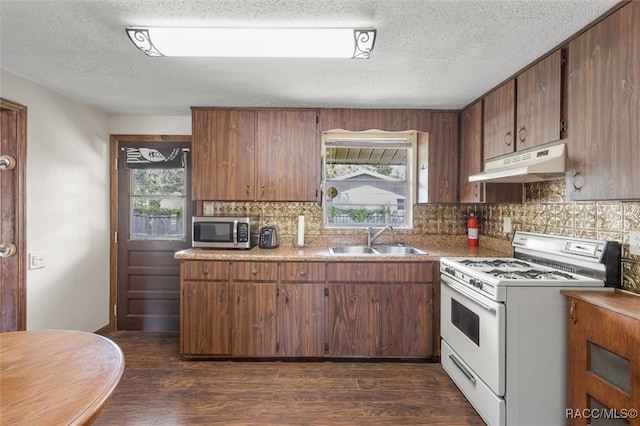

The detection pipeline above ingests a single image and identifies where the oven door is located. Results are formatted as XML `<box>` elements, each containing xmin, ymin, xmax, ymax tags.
<box><xmin>441</xmin><ymin>273</ymin><xmax>505</xmax><ymax>396</ymax></box>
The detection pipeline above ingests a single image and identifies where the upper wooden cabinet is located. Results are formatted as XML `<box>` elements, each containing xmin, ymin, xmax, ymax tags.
<box><xmin>192</xmin><ymin>109</ymin><xmax>255</xmax><ymax>201</ymax></box>
<box><xmin>516</xmin><ymin>50</ymin><xmax>563</xmax><ymax>151</ymax></box>
<box><xmin>256</xmin><ymin>110</ymin><xmax>319</xmax><ymax>201</ymax></box>
<box><xmin>483</xmin><ymin>50</ymin><xmax>563</xmax><ymax>161</ymax></box>
<box><xmin>483</xmin><ymin>79</ymin><xmax>516</xmax><ymax>160</ymax></box>
<box><xmin>191</xmin><ymin>108</ymin><xmax>319</xmax><ymax>202</ymax></box>
<box><xmin>565</xmin><ymin>1</ymin><xmax>640</xmax><ymax>201</ymax></box>
<box><xmin>459</xmin><ymin>101</ymin><xmax>523</xmax><ymax>204</ymax></box>
<box><xmin>418</xmin><ymin>112</ymin><xmax>458</xmax><ymax>203</ymax></box>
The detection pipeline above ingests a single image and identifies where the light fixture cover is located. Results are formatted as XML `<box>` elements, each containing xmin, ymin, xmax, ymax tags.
<box><xmin>126</xmin><ymin>27</ymin><xmax>376</xmax><ymax>59</ymax></box>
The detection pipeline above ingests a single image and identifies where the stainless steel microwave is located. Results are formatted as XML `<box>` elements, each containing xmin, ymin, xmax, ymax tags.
<box><xmin>192</xmin><ymin>216</ymin><xmax>259</xmax><ymax>249</ymax></box>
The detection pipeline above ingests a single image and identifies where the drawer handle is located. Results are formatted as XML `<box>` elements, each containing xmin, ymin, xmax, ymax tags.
<box><xmin>449</xmin><ymin>354</ymin><xmax>476</xmax><ymax>385</ymax></box>
<box><xmin>570</xmin><ymin>301</ymin><xmax>577</xmax><ymax>324</ymax></box>
<box><xmin>504</xmin><ymin>130</ymin><xmax>512</xmax><ymax>146</ymax></box>
<box><xmin>252</xmin><ymin>267</ymin><xmax>258</xmax><ymax>275</ymax></box>
<box><xmin>299</xmin><ymin>269</ymin><xmax>306</xmax><ymax>276</ymax></box>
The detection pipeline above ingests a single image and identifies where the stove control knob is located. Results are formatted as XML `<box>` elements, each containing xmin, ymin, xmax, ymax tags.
<box><xmin>477</xmin><ymin>281</ymin><xmax>483</xmax><ymax>290</ymax></box>
<box><xmin>469</xmin><ymin>278</ymin><xmax>477</xmax><ymax>287</ymax></box>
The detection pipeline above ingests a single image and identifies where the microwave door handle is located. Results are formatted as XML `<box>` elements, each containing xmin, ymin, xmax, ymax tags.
<box><xmin>233</xmin><ymin>220</ymin><xmax>238</xmax><ymax>246</ymax></box>
<box><xmin>442</xmin><ymin>277</ymin><xmax>497</xmax><ymax>314</ymax></box>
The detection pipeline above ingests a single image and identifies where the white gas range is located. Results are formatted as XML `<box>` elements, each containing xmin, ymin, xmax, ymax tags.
<box><xmin>440</xmin><ymin>231</ymin><xmax>621</xmax><ymax>426</ymax></box>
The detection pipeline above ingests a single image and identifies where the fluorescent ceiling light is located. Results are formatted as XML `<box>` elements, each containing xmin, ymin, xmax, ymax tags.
<box><xmin>126</xmin><ymin>27</ymin><xmax>376</xmax><ymax>59</ymax></box>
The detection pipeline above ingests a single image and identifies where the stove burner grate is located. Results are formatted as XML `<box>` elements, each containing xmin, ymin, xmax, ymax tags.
<box><xmin>459</xmin><ymin>259</ymin><xmax>531</xmax><ymax>268</ymax></box>
<box><xmin>485</xmin><ymin>268</ymin><xmax>576</xmax><ymax>280</ymax></box>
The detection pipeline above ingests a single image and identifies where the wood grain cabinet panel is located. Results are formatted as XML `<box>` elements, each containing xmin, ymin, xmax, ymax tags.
<box><xmin>180</xmin><ymin>261</ymin><xmax>231</xmax><ymax>356</ymax></box>
<box><xmin>562</xmin><ymin>291</ymin><xmax>640</xmax><ymax>426</ymax></box>
<box><xmin>231</xmin><ymin>261</ymin><xmax>278</xmax><ymax>357</ymax></box>
<box><xmin>426</xmin><ymin>112</ymin><xmax>458</xmax><ymax>203</ymax></box>
<box><xmin>191</xmin><ymin>108</ymin><xmax>256</xmax><ymax>200</ymax></box>
<box><xmin>566</xmin><ymin>1</ymin><xmax>640</xmax><ymax>200</ymax></box>
<box><xmin>256</xmin><ymin>110</ymin><xmax>319</xmax><ymax>201</ymax></box>
<box><xmin>327</xmin><ymin>262</ymin><xmax>433</xmax><ymax>358</ymax></box>
<box><xmin>277</xmin><ymin>262</ymin><xmax>326</xmax><ymax>357</ymax></box>
<box><xmin>484</xmin><ymin>80</ymin><xmax>516</xmax><ymax>160</ymax></box>
<box><xmin>516</xmin><ymin>50</ymin><xmax>563</xmax><ymax>151</ymax></box>
<box><xmin>459</xmin><ymin>101</ymin><xmax>523</xmax><ymax>204</ymax></box>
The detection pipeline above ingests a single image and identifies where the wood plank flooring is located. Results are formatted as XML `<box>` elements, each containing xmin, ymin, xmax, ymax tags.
<box><xmin>96</xmin><ymin>331</ymin><xmax>485</xmax><ymax>425</ymax></box>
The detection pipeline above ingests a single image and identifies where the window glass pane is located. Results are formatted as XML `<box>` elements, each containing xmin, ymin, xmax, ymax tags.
<box><xmin>322</xmin><ymin>131</ymin><xmax>415</xmax><ymax>229</ymax></box>
<box><xmin>130</xmin><ymin>168</ymin><xmax>186</xmax><ymax>239</ymax></box>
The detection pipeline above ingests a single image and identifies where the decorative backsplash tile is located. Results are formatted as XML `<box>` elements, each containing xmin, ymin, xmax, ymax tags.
<box><xmin>203</xmin><ymin>179</ymin><xmax>640</xmax><ymax>294</ymax></box>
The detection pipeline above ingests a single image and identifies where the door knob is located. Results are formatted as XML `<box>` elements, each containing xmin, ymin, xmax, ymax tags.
<box><xmin>0</xmin><ymin>155</ymin><xmax>16</xmax><ymax>171</ymax></box>
<box><xmin>0</xmin><ymin>243</ymin><xmax>17</xmax><ymax>258</ymax></box>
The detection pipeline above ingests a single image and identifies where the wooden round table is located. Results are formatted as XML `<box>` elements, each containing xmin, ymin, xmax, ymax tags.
<box><xmin>0</xmin><ymin>329</ymin><xmax>125</xmax><ymax>425</ymax></box>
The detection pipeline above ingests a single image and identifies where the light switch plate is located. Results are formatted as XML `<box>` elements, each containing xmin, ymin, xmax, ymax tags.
<box><xmin>28</xmin><ymin>251</ymin><xmax>46</xmax><ymax>270</ymax></box>
<box><xmin>629</xmin><ymin>231</ymin><xmax>640</xmax><ymax>256</ymax></box>
<box><xmin>503</xmin><ymin>217</ymin><xmax>512</xmax><ymax>234</ymax></box>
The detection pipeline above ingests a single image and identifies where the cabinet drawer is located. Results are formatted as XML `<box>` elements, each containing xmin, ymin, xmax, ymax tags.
<box><xmin>182</xmin><ymin>261</ymin><xmax>229</xmax><ymax>281</ymax></box>
<box><xmin>280</xmin><ymin>262</ymin><xmax>325</xmax><ymax>282</ymax></box>
<box><xmin>232</xmin><ymin>261</ymin><xmax>278</xmax><ymax>282</ymax></box>
<box><xmin>328</xmin><ymin>262</ymin><xmax>432</xmax><ymax>283</ymax></box>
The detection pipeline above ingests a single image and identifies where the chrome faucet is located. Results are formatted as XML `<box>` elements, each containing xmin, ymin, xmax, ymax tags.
<box><xmin>366</xmin><ymin>224</ymin><xmax>393</xmax><ymax>246</ymax></box>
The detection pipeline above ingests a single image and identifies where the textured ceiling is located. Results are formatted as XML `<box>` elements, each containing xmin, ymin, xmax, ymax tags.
<box><xmin>0</xmin><ymin>0</ymin><xmax>623</xmax><ymax>115</ymax></box>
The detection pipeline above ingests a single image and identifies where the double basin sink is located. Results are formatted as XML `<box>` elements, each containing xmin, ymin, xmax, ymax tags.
<box><xmin>328</xmin><ymin>245</ymin><xmax>427</xmax><ymax>256</ymax></box>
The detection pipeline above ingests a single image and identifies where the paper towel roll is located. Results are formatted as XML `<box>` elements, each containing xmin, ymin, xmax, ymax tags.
<box><xmin>297</xmin><ymin>215</ymin><xmax>305</xmax><ymax>246</ymax></box>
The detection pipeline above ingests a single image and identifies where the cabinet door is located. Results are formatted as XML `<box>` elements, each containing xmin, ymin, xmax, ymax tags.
<box><xmin>566</xmin><ymin>2</ymin><xmax>640</xmax><ymax>200</ymax></box>
<box><xmin>256</xmin><ymin>109</ymin><xmax>319</xmax><ymax>201</ymax></box>
<box><xmin>459</xmin><ymin>101</ymin><xmax>523</xmax><ymax>204</ymax></box>
<box><xmin>427</xmin><ymin>112</ymin><xmax>458</xmax><ymax>203</ymax></box>
<box><xmin>459</xmin><ymin>101</ymin><xmax>484</xmax><ymax>203</ymax></box>
<box><xmin>380</xmin><ymin>284</ymin><xmax>432</xmax><ymax>357</ymax></box>
<box><xmin>181</xmin><ymin>281</ymin><xmax>231</xmax><ymax>355</ymax></box>
<box><xmin>484</xmin><ymin>80</ymin><xmax>516</xmax><ymax>160</ymax></box>
<box><xmin>516</xmin><ymin>50</ymin><xmax>563</xmax><ymax>151</ymax></box>
<box><xmin>277</xmin><ymin>283</ymin><xmax>325</xmax><ymax>357</ymax></box>
<box><xmin>191</xmin><ymin>109</ymin><xmax>255</xmax><ymax>200</ymax></box>
<box><xmin>327</xmin><ymin>283</ymin><xmax>379</xmax><ymax>356</ymax></box>
<box><xmin>231</xmin><ymin>282</ymin><xmax>277</xmax><ymax>356</ymax></box>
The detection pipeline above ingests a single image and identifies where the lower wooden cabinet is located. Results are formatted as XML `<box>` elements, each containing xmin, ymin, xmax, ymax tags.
<box><xmin>277</xmin><ymin>262</ymin><xmax>325</xmax><ymax>357</ymax></box>
<box><xmin>562</xmin><ymin>290</ymin><xmax>640</xmax><ymax>426</ymax></box>
<box><xmin>180</xmin><ymin>259</ymin><xmax>434</xmax><ymax>359</ymax></box>
<box><xmin>327</xmin><ymin>262</ymin><xmax>433</xmax><ymax>358</ymax></box>
<box><xmin>180</xmin><ymin>261</ymin><xmax>231</xmax><ymax>355</ymax></box>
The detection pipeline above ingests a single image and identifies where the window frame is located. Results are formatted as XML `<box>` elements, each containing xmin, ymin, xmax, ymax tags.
<box><xmin>321</xmin><ymin>130</ymin><xmax>417</xmax><ymax>230</ymax></box>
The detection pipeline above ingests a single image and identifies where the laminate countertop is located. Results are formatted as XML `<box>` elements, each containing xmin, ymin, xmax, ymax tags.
<box><xmin>175</xmin><ymin>243</ymin><xmax>509</xmax><ymax>262</ymax></box>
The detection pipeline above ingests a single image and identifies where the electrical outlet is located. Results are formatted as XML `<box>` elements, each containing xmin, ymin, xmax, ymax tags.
<box><xmin>629</xmin><ymin>230</ymin><xmax>640</xmax><ymax>256</ymax></box>
<box><xmin>28</xmin><ymin>251</ymin><xmax>46</xmax><ymax>270</ymax></box>
<box><xmin>503</xmin><ymin>216</ymin><xmax>512</xmax><ymax>234</ymax></box>
<box><xmin>203</xmin><ymin>202</ymin><xmax>215</xmax><ymax>216</ymax></box>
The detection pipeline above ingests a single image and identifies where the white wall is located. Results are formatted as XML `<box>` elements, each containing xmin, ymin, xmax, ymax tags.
<box><xmin>109</xmin><ymin>115</ymin><xmax>190</xmax><ymax>135</ymax></box>
<box><xmin>1</xmin><ymin>69</ymin><xmax>110</xmax><ymax>331</ymax></box>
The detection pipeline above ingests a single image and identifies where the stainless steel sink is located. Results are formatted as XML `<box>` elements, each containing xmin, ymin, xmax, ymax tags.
<box><xmin>372</xmin><ymin>246</ymin><xmax>427</xmax><ymax>255</ymax></box>
<box><xmin>328</xmin><ymin>245</ymin><xmax>427</xmax><ymax>255</ymax></box>
<box><xmin>328</xmin><ymin>246</ymin><xmax>377</xmax><ymax>255</ymax></box>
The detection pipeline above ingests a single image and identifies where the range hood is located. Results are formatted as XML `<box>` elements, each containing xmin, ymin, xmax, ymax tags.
<box><xmin>469</xmin><ymin>143</ymin><xmax>566</xmax><ymax>183</ymax></box>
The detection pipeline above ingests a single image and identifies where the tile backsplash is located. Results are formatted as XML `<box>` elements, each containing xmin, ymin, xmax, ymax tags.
<box><xmin>203</xmin><ymin>180</ymin><xmax>640</xmax><ymax>294</ymax></box>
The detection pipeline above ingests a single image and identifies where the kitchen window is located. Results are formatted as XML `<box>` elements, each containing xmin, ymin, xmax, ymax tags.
<box><xmin>322</xmin><ymin>130</ymin><xmax>416</xmax><ymax>229</ymax></box>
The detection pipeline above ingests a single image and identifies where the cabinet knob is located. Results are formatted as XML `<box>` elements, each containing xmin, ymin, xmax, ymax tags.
<box><xmin>572</xmin><ymin>171</ymin><xmax>585</xmax><ymax>192</ymax></box>
<box><xmin>299</xmin><ymin>269</ymin><xmax>307</xmax><ymax>276</ymax></box>
<box><xmin>518</xmin><ymin>126</ymin><xmax>527</xmax><ymax>143</ymax></box>
<box><xmin>202</xmin><ymin>267</ymin><xmax>209</xmax><ymax>275</ymax></box>
<box><xmin>252</xmin><ymin>267</ymin><xmax>258</xmax><ymax>275</ymax></box>
<box><xmin>504</xmin><ymin>130</ymin><xmax>512</xmax><ymax>146</ymax></box>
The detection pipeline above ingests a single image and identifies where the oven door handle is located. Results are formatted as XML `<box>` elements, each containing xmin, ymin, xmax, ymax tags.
<box><xmin>442</xmin><ymin>277</ymin><xmax>497</xmax><ymax>314</ymax></box>
<box><xmin>449</xmin><ymin>353</ymin><xmax>476</xmax><ymax>385</ymax></box>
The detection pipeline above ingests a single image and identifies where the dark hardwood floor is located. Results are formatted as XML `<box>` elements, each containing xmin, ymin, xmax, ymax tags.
<box><xmin>96</xmin><ymin>331</ymin><xmax>485</xmax><ymax>425</ymax></box>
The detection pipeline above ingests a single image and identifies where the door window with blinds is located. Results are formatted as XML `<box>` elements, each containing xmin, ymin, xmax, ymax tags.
<box><xmin>124</xmin><ymin>147</ymin><xmax>188</xmax><ymax>239</ymax></box>
<box><xmin>322</xmin><ymin>130</ymin><xmax>416</xmax><ymax>229</ymax></box>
